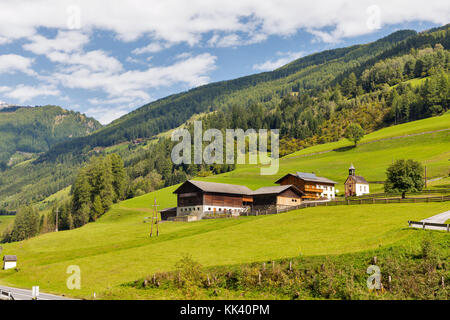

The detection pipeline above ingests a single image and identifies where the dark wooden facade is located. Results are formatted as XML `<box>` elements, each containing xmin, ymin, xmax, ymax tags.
<box><xmin>174</xmin><ymin>181</ymin><xmax>252</xmax><ymax>210</ymax></box>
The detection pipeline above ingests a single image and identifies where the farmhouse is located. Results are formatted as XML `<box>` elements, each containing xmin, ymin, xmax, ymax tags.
<box><xmin>252</xmin><ymin>185</ymin><xmax>304</xmax><ymax>212</ymax></box>
<box><xmin>275</xmin><ymin>172</ymin><xmax>337</xmax><ymax>200</ymax></box>
<box><xmin>173</xmin><ymin>180</ymin><xmax>253</xmax><ymax>219</ymax></box>
<box><xmin>344</xmin><ymin>164</ymin><xmax>369</xmax><ymax>197</ymax></box>
<box><xmin>3</xmin><ymin>255</ymin><xmax>17</xmax><ymax>270</ymax></box>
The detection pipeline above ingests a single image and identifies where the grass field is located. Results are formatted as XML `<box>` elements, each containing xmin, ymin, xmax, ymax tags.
<box><xmin>0</xmin><ymin>215</ymin><xmax>14</xmax><ymax>235</ymax></box>
<box><xmin>0</xmin><ymin>202</ymin><xmax>448</xmax><ymax>299</ymax></box>
<box><xmin>0</xmin><ymin>114</ymin><xmax>448</xmax><ymax>299</ymax></box>
<box><xmin>200</xmin><ymin>127</ymin><xmax>449</xmax><ymax>194</ymax></box>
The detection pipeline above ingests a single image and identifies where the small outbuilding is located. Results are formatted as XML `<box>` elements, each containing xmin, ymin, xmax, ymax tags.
<box><xmin>3</xmin><ymin>255</ymin><xmax>17</xmax><ymax>270</ymax></box>
<box><xmin>159</xmin><ymin>207</ymin><xmax>177</xmax><ymax>221</ymax></box>
<box><xmin>251</xmin><ymin>185</ymin><xmax>304</xmax><ymax>213</ymax></box>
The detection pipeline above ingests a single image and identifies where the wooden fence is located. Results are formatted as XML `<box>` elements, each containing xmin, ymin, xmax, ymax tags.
<box><xmin>241</xmin><ymin>195</ymin><xmax>450</xmax><ymax>216</ymax></box>
<box><xmin>408</xmin><ymin>220</ymin><xmax>450</xmax><ymax>232</ymax></box>
<box><xmin>347</xmin><ymin>189</ymin><xmax>450</xmax><ymax>200</ymax></box>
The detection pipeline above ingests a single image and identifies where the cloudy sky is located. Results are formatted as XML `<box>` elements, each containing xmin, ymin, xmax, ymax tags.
<box><xmin>0</xmin><ymin>1</ymin><xmax>448</xmax><ymax>124</ymax></box>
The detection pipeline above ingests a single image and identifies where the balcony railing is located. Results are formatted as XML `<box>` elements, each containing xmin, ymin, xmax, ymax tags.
<box><xmin>304</xmin><ymin>186</ymin><xmax>323</xmax><ymax>193</ymax></box>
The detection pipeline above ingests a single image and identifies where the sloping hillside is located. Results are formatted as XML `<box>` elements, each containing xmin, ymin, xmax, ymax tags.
<box><xmin>0</xmin><ymin>105</ymin><xmax>101</xmax><ymax>168</ymax></box>
<box><xmin>0</xmin><ymin>115</ymin><xmax>448</xmax><ymax>299</ymax></box>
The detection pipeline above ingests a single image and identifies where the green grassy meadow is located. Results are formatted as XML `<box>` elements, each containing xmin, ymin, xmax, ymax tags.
<box><xmin>0</xmin><ymin>202</ymin><xmax>448</xmax><ymax>299</ymax></box>
<box><xmin>0</xmin><ymin>114</ymin><xmax>448</xmax><ymax>299</ymax></box>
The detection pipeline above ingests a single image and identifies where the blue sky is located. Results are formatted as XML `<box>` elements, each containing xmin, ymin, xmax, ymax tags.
<box><xmin>0</xmin><ymin>1</ymin><xmax>448</xmax><ymax>124</ymax></box>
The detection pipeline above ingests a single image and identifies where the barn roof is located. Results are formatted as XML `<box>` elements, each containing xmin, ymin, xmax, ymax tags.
<box><xmin>275</xmin><ymin>172</ymin><xmax>337</xmax><ymax>185</ymax></box>
<box><xmin>174</xmin><ymin>180</ymin><xmax>253</xmax><ymax>195</ymax></box>
<box><xmin>251</xmin><ymin>185</ymin><xmax>304</xmax><ymax>196</ymax></box>
<box><xmin>159</xmin><ymin>207</ymin><xmax>176</xmax><ymax>213</ymax></box>
<box><xmin>3</xmin><ymin>255</ymin><xmax>17</xmax><ymax>262</ymax></box>
<box><xmin>296</xmin><ymin>172</ymin><xmax>337</xmax><ymax>184</ymax></box>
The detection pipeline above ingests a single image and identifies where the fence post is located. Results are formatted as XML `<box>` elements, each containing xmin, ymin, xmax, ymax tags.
<box><xmin>447</xmin><ymin>224</ymin><xmax>449</xmax><ymax>233</ymax></box>
<box><xmin>422</xmin><ymin>222</ymin><xmax>426</xmax><ymax>230</ymax></box>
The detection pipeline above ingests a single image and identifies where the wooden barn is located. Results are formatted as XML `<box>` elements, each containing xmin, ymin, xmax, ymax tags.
<box><xmin>173</xmin><ymin>180</ymin><xmax>253</xmax><ymax>219</ymax></box>
<box><xmin>251</xmin><ymin>185</ymin><xmax>304</xmax><ymax>212</ymax></box>
<box><xmin>275</xmin><ymin>172</ymin><xmax>337</xmax><ymax>200</ymax></box>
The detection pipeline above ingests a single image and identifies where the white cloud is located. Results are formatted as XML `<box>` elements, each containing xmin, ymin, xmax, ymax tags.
<box><xmin>133</xmin><ymin>42</ymin><xmax>172</xmax><ymax>54</ymax></box>
<box><xmin>23</xmin><ymin>31</ymin><xmax>89</xmax><ymax>55</ymax></box>
<box><xmin>0</xmin><ymin>54</ymin><xmax>36</xmax><ymax>75</ymax></box>
<box><xmin>0</xmin><ymin>1</ymin><xmax>447</xmax><ymax>46</ymax></box>
<box><xmin>5</xmin><ymin>84</ymin><xmax>60</xmax><ymax>103</ymax></box>
<box><xmin>0</xmin><ymin>1</ymin><xmax>448</xmax><ymax>122</ymax></box>
<box><xmin>44</xmin><ymin>53</ymin><xmax>217</xmax><ymax>123</ymax></box>
<box><xmin>52</xmin><ymin>53</ymin><xmax>216</xmax><ymax>95</ymax></box>
<box><xmin>253</xmin><ymin>51</ymin><xmax>305</xmax><ymax>71</ymax></box>
<box><xmin>84</xmin><ymin>105</ymin><xmax>132</xmax><ymax>125</ymax></box>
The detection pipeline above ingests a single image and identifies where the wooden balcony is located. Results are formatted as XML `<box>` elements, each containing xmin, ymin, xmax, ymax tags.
<box><xmin>304</xmin><ymin>186</ymin><xmax>323</xmax><ymax>193</ymax></box>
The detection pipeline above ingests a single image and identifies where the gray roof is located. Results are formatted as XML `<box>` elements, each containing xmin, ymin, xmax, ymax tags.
<box><xmin>183</xmin><ymin>180</ymin><xmax>253</xmax><ymax>195</ymax></box>
<box><xmin>251</xmin><ymin>185</ymin><xmax>304</xmax><ymax>196</ymax></box>
<box><xmin>353</xmin><ymin>175</ymin><xmax>369</xmax><ymax>184</ymax></box>
<box><xmin>159</xmin><ymin>207</ymin><xmax>176</xmax><ymax>212</ymax></box>
<box><xmin>295</xmin><ymin>172</ymin><xmax>337</xmax><ymax>185</ymax></box>
<box><xmin>3</xmin><ymin>255</ymin><xmax>17</xmax><ymax>262</ymax></box>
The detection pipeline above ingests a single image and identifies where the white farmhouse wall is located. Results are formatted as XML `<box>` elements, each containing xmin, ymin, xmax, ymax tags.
<box><xmin>177</xmin><ymin>205</ymin><xmax>246</xmax><ymax>218</ymax></box>
<box><xmin>316</xmin><ymin>184</ymin><xmax>336</xmax><ymax>199</ymax></box>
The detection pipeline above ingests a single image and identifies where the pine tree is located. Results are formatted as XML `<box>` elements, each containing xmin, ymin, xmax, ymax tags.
<box><xmin>92</xmin><ymin>195</ymin><xmax>104</xmax><ymax>221</ymax></box>
<box><xmin>9</xmin><ymin>206</ymin><xmax>40</xmax><ymax>242</ymax></box>
<box><xmin>109</xmin><ymin>154</ymin><xmax>126</xmax><ymax>202</ymax></box>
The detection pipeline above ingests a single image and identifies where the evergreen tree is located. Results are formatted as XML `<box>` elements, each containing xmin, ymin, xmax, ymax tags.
<box><xmin>109</xmin><ymin>154</ymin><xmax>126</xmax><ymax>202</ymax></box>
<box><xmin>92</xmin><ymin>195</ymin><xmax>104</xmax><ymax>221</ymax></box>
<box><xmin>8</xmin><ymin>206</ymin><xmax>40</xmax><ymax>242</ymax></box>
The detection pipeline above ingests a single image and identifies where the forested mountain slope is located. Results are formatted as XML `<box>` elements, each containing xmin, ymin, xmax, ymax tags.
<box><xmin>0</xmin><ymin>105</ymin><xmax>101</xmax><ymax>169</ymax></box>
<box><xmin>42</xmin><ymin>29</ymin><xmax>422</xmax><ymax>160</ymax></box>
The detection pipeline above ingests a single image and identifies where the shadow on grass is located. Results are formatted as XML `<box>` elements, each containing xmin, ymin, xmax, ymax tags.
<box><xmin>333</xmin><ymin>145</ymin><xmax>356</xmax><ymax>152</ymax></box>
